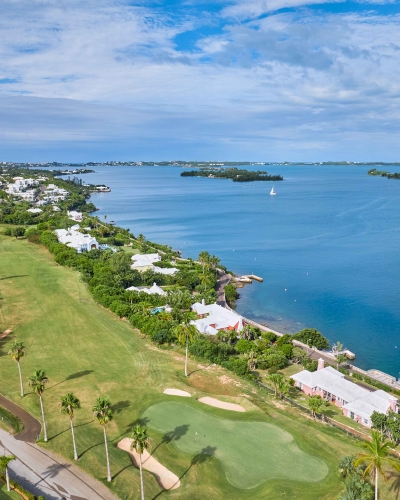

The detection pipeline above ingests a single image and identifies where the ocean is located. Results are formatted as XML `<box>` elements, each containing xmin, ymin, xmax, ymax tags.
<box><xmin>72</xmin><ymin>164</ymin><xmax>400</xmax><ymax>377</ymax></box>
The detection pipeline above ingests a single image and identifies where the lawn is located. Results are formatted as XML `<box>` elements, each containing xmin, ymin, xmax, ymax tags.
<box><xmin>0</xmin><ymin>234</ymin><xmax>398</xmax><ymax>499</ymax></box>
<box><xmin>0</xmin><ymin>483</ymin><xmax>21</xmax><ymax>500</ymax></box>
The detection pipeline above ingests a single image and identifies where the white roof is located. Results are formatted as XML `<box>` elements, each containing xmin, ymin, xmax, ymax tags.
<box><xmin>126</xmin><ymin>282</ymin><xmax>166</xmax><ymax>296</ymax></box>
<box><xmin>54</xmin><ymin>228</ymin><xmax>98</xmax><ymax>252</ymax></box>
<box><xmin>343</xmin><ymin>390</ymin><xmax>397</xmax><ymax>421</ymax></box>
<box><xmin>291</xmin><ymin>366</ymin><xmax>369</xmax><ymax>403</ymax></box>
<box><xmin>153</xmin><ymin>266</ymin><xmax>179</xmax><ymax>275</ymax></box>
<box><xmin>131</xmin><ymin>253</ymin><xmax>160</xmax><ymax>264</ymax></box>
<box><xmin>27</xmin><ymin>208</ymin><xmax>42</xmax><ymax>213</ymax></box>
<box><xmin>191</xmin><ymin>302</ymin><xmax>243</xmax><ymax>334</ymax></box>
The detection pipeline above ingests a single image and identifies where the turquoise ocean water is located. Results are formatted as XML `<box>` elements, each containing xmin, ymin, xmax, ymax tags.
<box><xmin>74</xmin><ymin>165</ymin><xmax>400</xmax><ymax>376</ymax></box>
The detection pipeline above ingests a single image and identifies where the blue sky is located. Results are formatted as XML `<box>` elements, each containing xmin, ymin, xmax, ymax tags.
<box><xmin>0</xmin><ymin>0</ymin><xmax>399</xmax><ymax>161</ymax></box>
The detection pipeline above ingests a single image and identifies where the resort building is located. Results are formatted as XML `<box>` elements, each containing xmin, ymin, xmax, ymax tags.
<box><xmin>291</xmin><ymin>359</ymin><xmax>398</xmax><ymax>427</ymax></box>
<box><xmin>126</xmin><ymin>282</ymin><xmax>167</xmax><ymax>296</ymax></box>
<box><xmin>191</xmin><ymin>300</ymin><xmax>244</xmax><ymax>335</ymax></box>
<box><xmin>55</xmin><ymin>227</ymin><xmax>99</xmax><ymax>253</ymax></box>
<box><xmin>131</xmin><ymin>253</ymin><xmax>178</xmax><ymax>275</ymax></box>
<box><xmin>68</xmin><ymin>210</ymin><xmax>83</xmax><ymax>222</ymax></box>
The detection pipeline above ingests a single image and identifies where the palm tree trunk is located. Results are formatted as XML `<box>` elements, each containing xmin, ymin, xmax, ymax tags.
<box><xmin>6</xmin><ymin>467</ymin><xmax>10</xmax><ymax>492</ymax></box>
<box><xmin>185</xmin><ymin>337</ymin><xmax>189</xmax><ymax>377</ymax></box>
<box><xmin>39</xmin><ymin>394</ymin><xmax>48</xmax><ymax>442</ymax></box>
<box><xmin>70</xmin><ymin>418</ymin><xmax>78</xmax><ymax>460</ymax></box>
<box><xmin>103</xmin><ymin>426</ymin><xmax>111</xmax><ymax>482</ymax></box>
<box><xmin>375</xmin><ymin>467</ymin><xmax>378</xmax><ymax>500</ymax></box>
<box><xmin>139</xmin><ymin>453</ymin><xmax>145</xmax><ymax>500</ymax></box>
<box><xmin>17</xmin><ymin>361</ymin><xmax>24</xmax><ymax>397</ymax></box>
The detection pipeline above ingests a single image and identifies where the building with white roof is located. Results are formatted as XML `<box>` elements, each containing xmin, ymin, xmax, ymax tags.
<box><xmin>67</xmin><ymin>210</ymin><xmax>83</xmax><ymax>221</ymax></box>
<box><xmin>27</xmin><ymin>208</ymin><xmax>42</xmax><ymax>213</ymax></box>
<box><xmin>191</xmin><ymin>300</ymin><xmax>243</xmax><ymax>335</ymax></box>
<box><xmin>126</xmin><ymin>282</ymin><xmax>167</xmax><ymax>296</ymax></box>
<box><xmin>291</xmin><ymin>359</ymin><xmax>398</xmax><ymax>427</ymax></box>
<box><xmin>54</xmin><ymin>227</ymin><xmax>99</xmax><ymax>253</ymax></box>
<box><xmin>131</xmin><ymin>253</ymin><xmax>178</xmax><ymax>275</ymax></box>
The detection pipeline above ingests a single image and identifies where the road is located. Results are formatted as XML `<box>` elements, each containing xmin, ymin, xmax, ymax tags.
<box><xmin>216</xmin><ymin>271</ymin><xmax>231</xmax><ymax>307</ymax></box>
<box><xmin>0</xmin><ymin>395</ymin><xmax>118</xmax><ymax>500</ymax></box>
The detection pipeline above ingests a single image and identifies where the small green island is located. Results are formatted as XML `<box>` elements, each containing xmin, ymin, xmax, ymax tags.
<box><xmin>180</xmin><ymin>167</ymin><xmax>283</xmax><ymax>182</ymax></box>
<box><xmin>368</xmin><ymin>168</ymin><xmax>400</xmax><ymax>179</ymax></box>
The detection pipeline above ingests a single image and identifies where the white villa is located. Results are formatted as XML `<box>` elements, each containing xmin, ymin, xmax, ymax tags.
<box><xmin>131</xmin><ymin>253</ymin><xmax>178</xmax><ymax>275</ymax></box>
<box><xmin>27</xmin><ymin>208</ymin><xmax>42</xmax><ymax>214</ymax></box>
<box><xmin>191</xmin><ymin>300</ymin><xmax>244</xmax><ymax>335</ymax></box>
<box><xmin>291</xmin><ymin>359</ymin><xmax>399</xmax><ymax>427</ymax></box>
<box><xmin>68</xmin><ymin>210</ymin><xmax>83</xmax><ymax>222</ymax></box>
<box><xmin>55</xmin><ymin>227</ymin><xmax>99</xmax><ymax>253</ymax></box>
<box><xmin>126</xmin><ymin>282</ymin><xmax>167</xmax><ymax>296</ymax></box>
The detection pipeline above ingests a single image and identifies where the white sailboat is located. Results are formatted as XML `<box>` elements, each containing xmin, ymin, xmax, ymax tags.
<box><xmin>270</xmin><ymin>186</ymin><xmax>276</xmax><ymax>196</ymax></box>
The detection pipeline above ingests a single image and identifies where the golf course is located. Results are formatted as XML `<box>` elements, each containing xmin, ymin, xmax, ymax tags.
<box><xmin>0</xmin><ymin>232</ymin><xmax>397</xmax><ymax>499</ymax></box>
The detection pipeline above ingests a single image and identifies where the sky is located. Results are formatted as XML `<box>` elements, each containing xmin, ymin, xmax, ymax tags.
<box><xmin>0</xmin><ymin>0</ymin><xmax>400</xmax><ymax>162</ymax></box>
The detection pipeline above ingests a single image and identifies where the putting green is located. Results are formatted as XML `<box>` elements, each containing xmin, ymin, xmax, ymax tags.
<box><xmin>143</xmin><ymin>402</ymin><xmax>328</xmax><ymax>490</ymax></box>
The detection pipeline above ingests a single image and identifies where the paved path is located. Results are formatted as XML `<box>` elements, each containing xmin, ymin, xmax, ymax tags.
<box><xmin>216</xmin><ymin>271</ymin><xmax>231</xmax><ymax>307</ymax></box>
<box><xmin>0</xmin><ymin>396</ymin><xmax>119</xmax><ymax>500</ymax></box>
<box><xmin>0</xmin><ymin>394</ymin><xmax>41</xmax><ymax>443</ymax></box>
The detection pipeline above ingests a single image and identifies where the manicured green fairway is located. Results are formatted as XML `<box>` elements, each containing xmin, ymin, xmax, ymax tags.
<box><xmin>0</xmin><ymin>233</ymin><xmax>398</xmax><ymax>499</ymax></box>
<box><xmin>144</xmin><ymin>401</ymin><xmax>328</xmax><ymax>489</ymax></box>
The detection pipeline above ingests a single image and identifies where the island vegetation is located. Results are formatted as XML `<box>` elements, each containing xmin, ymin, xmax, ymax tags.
<box><xmin>181</xmin><ymin>167</ymin><xmax>283</xmax><ymax>182</ymax></box>
<box><xmin>368</xmin><ymin>168</ymin><xmax>400</xmax><ymax>179</ymax></box>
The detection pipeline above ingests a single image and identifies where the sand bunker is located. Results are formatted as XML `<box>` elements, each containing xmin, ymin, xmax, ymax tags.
<box><xmin>117</xmin><ymin>438</ymin><xmax>180</xmax><ymax>490</ymax></box>
<box><xmin>163</xmin><ymin>388</ymin><xmax>191</xmax><ymax>397</ymax></box>
<box><xmin>198</xmin><ymin>397</ymin><xmax>245</xmax><ymax>412</ymax></box>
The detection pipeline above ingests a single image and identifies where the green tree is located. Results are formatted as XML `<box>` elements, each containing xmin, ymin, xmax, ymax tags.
<box><xmin>28</xmin><ymin>369</ymin><xmax>49</xmax><ymax>442</ymax></box>
<box><xmin>93</xmin><ymin>397</ymin><xmax>113</xmax><ymax>482</ymax></box>
<box><xmin>336</xmin><ymin>353</ymin><xmax>348</xmax><ymax>370</ymax></box>
<box><xmin>131</xmin><ymin>425</ymin><xmax>151</xmax><ymax>500</ymax></box>
<box><xmin>268</xmin><ymin>373</ymin><xmax>284</xmax><ymax>397</ymax></box>
<box><xmin>224</xmin><ymin>284</ymin><xmax>239</xmax><ymax>304</ymax></box>
<box><xmin>354</xmin><ymin>429</ymin><xmax>400</xmax><ymax>500</ymax></box>
<box><xmin>0</xmin><ymin>455</ymin><xmax>15</xmax><ymax>492</ymax></box>
<box><xmin>174</xmin><ymin>319</ymin><xmax>198</xmax><ymax>377</ymax></box>
<box><xmin>109</xmin><ymin>251</ymin><xmax>132</xmax><ymax>274</ymax></box>
<box><xmin>198</xmin><ymin>251</ymin><xmax>210</xmax><ymax>273</ymax></box>
<box><xmin>12</xmin><ymin>226</ymin><xmax>25</xmax><ymax>239</ymax></box>
<box><xmin>59</xmin><ymin>393</ymin><xmax>81</xmax><ymax>460</ymax></box>
<box><xmin>307</xmin><ymin>395</ymin><xmax>327</xmax><ymax>418</ymax></box>
<box><xmin>292</xmin><ymin>328</ymin><xmax>329</xmax><ymax>350</ymax></box>
<box><xmin>8</xmin><ymin>340</ymin><xmax>26</xmax><ymax>397</ymax></box>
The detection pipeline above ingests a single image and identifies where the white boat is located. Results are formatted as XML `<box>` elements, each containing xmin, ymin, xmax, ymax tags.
<box><xmin>270</xmin><ymin>186</ymin><xmax>276</xmax><ymax>196</ymax></box>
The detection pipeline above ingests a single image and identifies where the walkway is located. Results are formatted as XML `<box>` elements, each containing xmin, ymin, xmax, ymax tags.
<box><xmin>0</xmin><ymin>396</ymin><xmax>118</xmax><ymax>500</ymax></box>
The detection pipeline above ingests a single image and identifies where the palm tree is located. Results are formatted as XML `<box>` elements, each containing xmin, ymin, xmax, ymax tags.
<box><xmin>198</xmin><ymin>251</ymin><xmax>210</xmax><ymax>273</ymax></box>
<box><xmin>93</xmin><ymin>397</ymin><xmax>113</xmax><ymax>482</ymax></box>
<box><xmin>59</xmin><ymin>393</ymin><xmax>81</xmax><ymax>460</ymax></box>
<box><xmin>8</xmin><ymin>340</ymin><xmax>26</xmax><ymax>397</ymax></box>
<box><xmin>268</xmin><ymin>373</ymin><xmax>284</xmax><ymax>397</ymax></box>
<box><xmin>131</xmin><ymin>425</ymin><xmax>151</xmax><ymax>500</ymax></box>
<box><xmin>174</xmin><ymin>319</ymin><xmax>198</xmax><ymax>377</ymax></box>
<box><xmin>276</xmin><ymin>377</ymin><xmax>290</xmax><ymax>399</ymax></box>
<box><xmin>0</xmin><ymin>455</ymin><xmax>15</xmax><ymax>492</ymax></box>
<box><xmin>307</xmin><ymin>395</ymin><xmax>325</xmax><ymax>418</ymax></box>
<box><xmin>28</xmin><ymin>369</ymin><xmax>49</xmax><ymax>442</ymax></box>
<box><xmin>355</xmin><ymin>430</ymin><xmax>400</xmax><ymax>500</ymax></box>
<box><xmin>336</xmin><ymin>353</ymin><xmax>348</xmax><ymax>371</ymax></box>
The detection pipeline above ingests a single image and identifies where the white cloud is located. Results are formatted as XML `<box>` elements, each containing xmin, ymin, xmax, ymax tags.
<box><xmin>0</xmin><ymin>1</ymin><xmax>400</xmax><ymax>159</ymax></box>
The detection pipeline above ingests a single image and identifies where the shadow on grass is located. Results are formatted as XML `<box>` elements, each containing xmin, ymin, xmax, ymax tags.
<box><xmin>112</xmin><ymin>400</ymin><xmax>131</xmax><ymax>414</ymax></box>
<box><xmin>66</xmin><ymin>370</ymin><xmax>95</xmax><ymax>381</ymax></box>
<box><xmin>49</xmin><ymin>419</ymin><xmax>94</xmax><ymax>441</ymax></box>
<box><xmin>0</xmin><ymin>275</ymin><xmax>29</xmax><ymax>281</ymax></box>
<box><xmin>388</xmin><ymin>471</ymin><xmax>400</xmax><ymax>500</ymax></box>
<box><xmin>188</xmin><ymin>363</ymin><xmax>212</xmax><ymax>376</ymax></box>
<box><xmin>126</xmin><ymin>417</ymin><xmax>150</xmax><ymax>430</ymax></box>
<box><xmin>151</xmin><ymin>425</ymin><xmax>189</xmax><ymax>455</ymax></box>
<box><xmin>151</xmin><ymin>446</ymin><xmax>216</xmax><ymax>499</ymax></box>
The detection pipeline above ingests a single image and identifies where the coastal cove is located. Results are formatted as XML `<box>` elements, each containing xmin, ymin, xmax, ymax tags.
<box><xmin>72</xmin><ymin>164</ymin><xmax>400</xmax><ymax>377</ymax></box>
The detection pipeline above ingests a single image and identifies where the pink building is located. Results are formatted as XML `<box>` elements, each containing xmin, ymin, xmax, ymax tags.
<box><xmin>291</xmin><ymin>359</ymin><xmax>398</xmax><ymax>427</ymax></box>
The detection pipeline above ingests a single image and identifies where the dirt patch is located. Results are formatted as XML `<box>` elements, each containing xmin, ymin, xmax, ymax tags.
<box><xmin>218</xmin><ymin>375</ymin><xmax>241</xmax><ymax>387</ymax></box>
<box><xmin>117</xmin><ymin>438</ymin><xmax>180</xmax><ymax>490</ymax></box>
<box><xmin>163</xmin><ymin>388</ymin><xmax>191</xmax><ymax>397</ymax></box>
<box><xmin>198</xmin><ymin>397</ymin><xmax>246</xmax><ymax>412</ymax></box>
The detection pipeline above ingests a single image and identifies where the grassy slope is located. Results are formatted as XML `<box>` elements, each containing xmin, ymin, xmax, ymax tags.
<box><xmin>0</xmin><ymin>235</ymin><xmax>397</xmax><ymax>499</ymax></box>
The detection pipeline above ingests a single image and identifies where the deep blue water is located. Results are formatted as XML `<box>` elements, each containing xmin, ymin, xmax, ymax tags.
<box><xmin>72</xmin><ymin>165</ymin><xmax>400</xmax><ymax>377</ymax></box>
